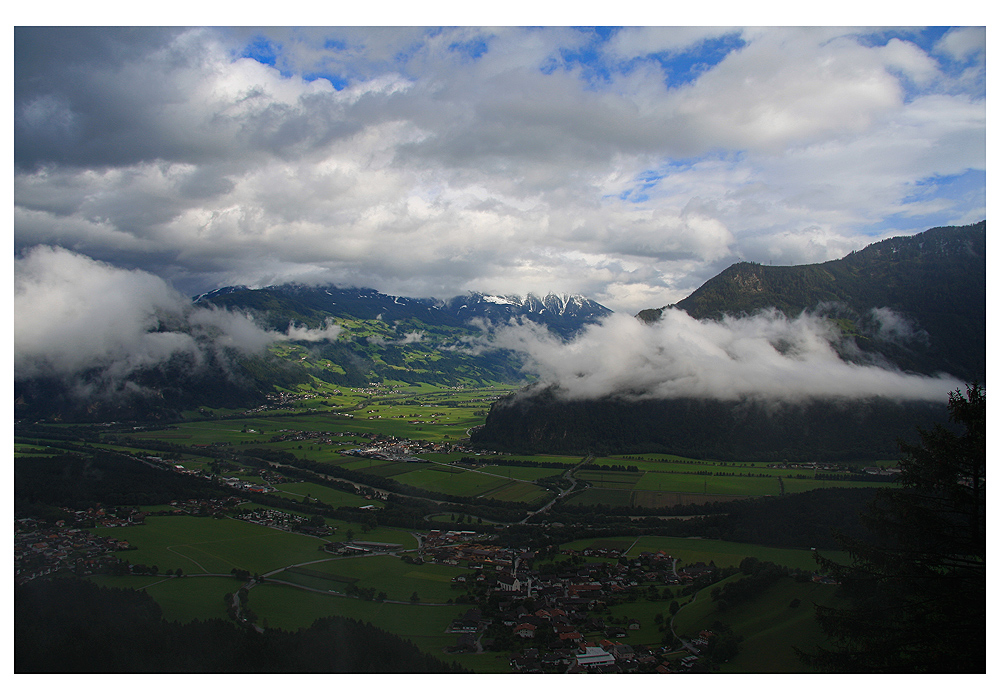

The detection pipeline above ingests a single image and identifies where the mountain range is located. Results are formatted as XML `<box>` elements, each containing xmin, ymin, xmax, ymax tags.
<box><xmin>15</xmin><ymin>220</ymin><xmax>985</xmax><ymax>459</ymax></box>
<box><xmin>637</xmin><ymin>220</ymin><xmax>985</xmax><ymax>381</ymax></box>
<box><xmin>14</xmin><ymin>286</ymin><xmax>612</xmax><ymax>421</ymax></box>
<box><xmin>471</xmin><ymin>221</ymin><xmax>986</xmax><ymax>460</ymax></box>
<box><xmin>194</xmin><ymin>286</ymin><xmax>612</xmax><ymax>338</ymax></box>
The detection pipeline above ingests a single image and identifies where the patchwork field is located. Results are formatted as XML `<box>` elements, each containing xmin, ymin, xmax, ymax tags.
<box><xmin>93</xmin><ymin>514</ymin><xmax>418</xmax><ymax>575</ymax></box>
<box><xmin>268</xmin><ymin>481</ymin><xmax>376</xmax><ymax>509</ymax></box>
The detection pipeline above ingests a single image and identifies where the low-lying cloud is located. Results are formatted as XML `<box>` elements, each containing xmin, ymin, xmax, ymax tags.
<box><xmin>480</xmin><ymin>308</ymin><xmax>959</xmax><ymax>404</ymax></box>
<box><xmin>283</xmin><ymin>319</ymin><xmax>344</xmax><ymax>343</ymax></box>
<box><xmin>14</xmin><ymin>246</ymin><xmax>342</xmax><ymax>397</ymax></box>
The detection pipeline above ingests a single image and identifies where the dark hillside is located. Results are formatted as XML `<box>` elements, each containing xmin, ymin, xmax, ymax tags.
<box><xmin>472</xmin><ymin>388</ymin><xmax>948</xmax><ymax>461</ymax></box>
<box><xmin>642</xmin><ymin>221</ymin><xmax>985</xmax><ymax>381</ymax></box>
<box><xmin>16</xmin><ymin>578</ymin><xmax>461</xmax><ymax>673</ymax></box>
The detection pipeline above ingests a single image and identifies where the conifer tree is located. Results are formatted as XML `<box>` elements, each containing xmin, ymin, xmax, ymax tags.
<box><xmin>802</xmin><ymin>384</ymin><xmax>985</xmax><ymax>672</ymax></box>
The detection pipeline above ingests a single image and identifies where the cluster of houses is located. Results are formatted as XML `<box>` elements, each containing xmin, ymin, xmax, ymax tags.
<box><xmin>162</xmin><ymin>497</ymin><xmax>247</xmax><ymax>517</ymax></box>
<box><xmin>15</xmin><ymin>518</ymin><xmax>132</xmax><ymax>584</ymax></box>
<box><xmin>343</xmin><ymin>434</ymin><xmax>481</xmax><ymax>461</ymax></box>
<box><xmin>424</xmin><ymin>535</ymin><xmax>723</xmax><ymax>672</ymax></box>
<box><xmin>323</xmin><ymin>540</ymin><xmax>403</xmax><ymax>555</ymax></box>
<box><xmin>345</xmin><ymin>440</ymin><xmax>428</xmax><ymax>462</ymax></box>
<box><xmin>218</xmin><ymin>476</ymin><xmax>274</xmax><ymax>494</ymax></box>
<box><xmin>232</xmin><ymin>507</ymin><xmax>307</xmax><ymax>530</ymax></box>
<box><xmin>269</xmin><ymin>429</ymin><xmax>356</xmax><ymax>446</ymax></box>
<box><xmin>445</xmin><ymin>595</ymin><xmax>707</xmax><ymax>674</ymax></box>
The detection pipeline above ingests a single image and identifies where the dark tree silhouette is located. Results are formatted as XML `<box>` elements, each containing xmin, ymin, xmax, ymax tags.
<box><xmin>803</xmin><ymin>384</ymin><xmax>985</xmax><ymax>673</ymax></box>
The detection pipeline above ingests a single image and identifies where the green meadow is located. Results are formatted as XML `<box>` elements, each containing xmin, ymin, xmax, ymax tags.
<box><xmin>476</xmin><ymin>464</ymin><xmax>566</xmax><ymax>481</ymax></box>
<box><xmin>93</xmin><ymin>515</ymin><xmax>332</xmax><ymax>575</ymax></box>
<box><xmin>274</xmin><ymin>554</ymin><xmax>461</xmax><ymax>603</ymax></box>
<box><xmin>269</xmin><ymin>480</ymin><xmax>375</xmax><ymax>509</ymax></box>
<box><xmin>673</xmin><ymin>574</ymin><xmax>842</xmax><ymax>673</ymax></box>
<box><xmin>89</xmin><ymin>573</ymin><xmax>240</xmax><ymax>623</ymax></box>
<box><xmin>247</xmin><ymin>584</ymin><xmax>509</xmax><ymax>671</ymax></box>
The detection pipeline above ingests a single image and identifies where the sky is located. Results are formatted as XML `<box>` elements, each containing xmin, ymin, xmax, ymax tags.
<box><xmin>13</xmin><ymin>23</ymin><xmax>986</xmax><ymax>314</ymax></box>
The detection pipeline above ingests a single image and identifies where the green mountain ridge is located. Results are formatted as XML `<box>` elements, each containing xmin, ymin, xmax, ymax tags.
<box><xmin>472</xmin><ymin>222</ymin><xmax>985</xmax><ymax>460</ymax></box>
<box><xmin>638</xmin><ymin>220</ymin><xmax>985</xmax><ymax>381</ymax></box>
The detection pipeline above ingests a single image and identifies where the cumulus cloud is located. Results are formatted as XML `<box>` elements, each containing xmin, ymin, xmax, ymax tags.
<box><xmin>479</xmin><ymin>309</ymin><xmax>958</xmax><ymax>403</ymax></box>
<box><xmin>935</xmin><ymin>27</ymin><xmax>986</xmax><ymax>61</ymax></box>
<box><xmin>13</xmin><ymin>27</ymin><xmax>985</xmax><ymax>313</ymax></box>
<box><xmin>283</xmin><ymin>319</ymin><xmax>344</xmax><ymax>342</ymax></box>
<box><xmin>14</xmin><ymin>246</ymin><xmax>344</xmax><ymax>397</ymax></box>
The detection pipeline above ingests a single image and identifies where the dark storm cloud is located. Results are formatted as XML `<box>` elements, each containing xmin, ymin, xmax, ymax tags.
<box><xmin>15</xmin><ymin>27</ymin><xmax>188</xmax><ymax>168</ymax></box>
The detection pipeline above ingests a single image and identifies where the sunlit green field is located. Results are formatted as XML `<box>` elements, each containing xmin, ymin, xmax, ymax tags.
<box><xmin>135</xmin><ymin>385</ymin><xmax>503</xmax><ymax>445</ymax></box>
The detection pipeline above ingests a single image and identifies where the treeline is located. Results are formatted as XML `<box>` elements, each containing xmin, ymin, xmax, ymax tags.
<box><xmin>547</xmin><ymin>488</ymin><xmax>880</xmax><ymax>550</ymax></box>
<box><xmin>473</xmin><ymin>388</ymin><xmax>949</xmax><ymax>461</ymax></box>
<box><xmin>14</xmin><ymin>453</ymin><xmax>231</xmax><ymax>513</ymax></box>
<box><xmin>461</xmin><ymin>457</ymin><xmax>581</xmax><ymax>470</ymax></box>
<box><xmin>15</xmin><ymin>578</ymin><xmax>462</xmax><ymax>673</ymax></box>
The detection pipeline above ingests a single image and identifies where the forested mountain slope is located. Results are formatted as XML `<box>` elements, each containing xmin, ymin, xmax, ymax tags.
<box><xmin>475</xmin><ymin>222</ymin><xmax>984</xmax><ymax>460</ymax></box>
<box><xmin>638</xmin><ymin>221</ymin><xmax>985</xmax><ymax>381</ymax></box>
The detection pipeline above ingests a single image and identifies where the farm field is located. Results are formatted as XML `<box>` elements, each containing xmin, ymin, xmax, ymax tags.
<box><xmin>274</xmin><ymin>554</ymin><xmax>461</xmax><ymax>603</ymax></box>
<box><xmin>132</xmin><ymin>383</ymin><xmax>515</xmax><ymax>448</ymax></box>
<box><xmin>92</xmin><ymin>515</ymin><xmax>333</xmax><ymax>575</ymax></box>
<box><xmin>269</xmin><ymin>480</ymin><xmax>376</xmax><ymax>509</ymax></box>
<box><xmin>475</xmin><ymin>464</ymin><xmax>565</xmax><ymax>481</ymax></box>
<box><xmin>388</xmin><ymin>464</ymin><xmax>551</xmax><ymax>503</ymax></box>
<box><xmin>570</xmin><ymin>468</ymin><xmax>891</xmax><ymax>506</ymax></box>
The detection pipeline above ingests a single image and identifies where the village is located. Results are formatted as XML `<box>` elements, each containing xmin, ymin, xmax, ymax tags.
<box><xmin>15</xmin><ymin>515</ymin><xmax>136</xmax><ymax>584</ymax></box>
<box><xmin>411</xmin><ymin>531</ymin><xmax>723</xmax><ymax>672</ymax></box>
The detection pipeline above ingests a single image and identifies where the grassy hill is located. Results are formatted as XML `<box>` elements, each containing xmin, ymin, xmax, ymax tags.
<box><xmin>673</xmin><ymin>574</ymin><xmax>841</xmax><ymax>673</ymax></box>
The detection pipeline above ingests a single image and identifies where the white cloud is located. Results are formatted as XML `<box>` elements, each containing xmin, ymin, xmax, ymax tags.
<box><xmin>483</xmin><ymin>310</ymin><xmax>959</xmax><ymax>403</ymax></box>
<box><xmin>282</xmin><ymin>319</ymin><xmax>344</xmax><ymax>342</ymax></box>
<box><xmin>13</xmin><ymin>246</ymin><xmax>341</xmax><ymax>392</ymax></box>
<box><xmin>15</xmin><ymin>246</ymin><xmax>198</xmax><ymax>379</ymax></box>
<box><xmin>14</xmin><ymin>27</ymin><xmax>985</xmax><ymax>314</ymax></box>
<box><xmin>934</xmin><ymin>27</ymin><xmax>986</xmax><ymax>61</ymax></box>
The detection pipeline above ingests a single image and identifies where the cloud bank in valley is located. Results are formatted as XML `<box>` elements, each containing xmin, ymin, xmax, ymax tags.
<box><xmin>13</xmin><ymin>246</ymin><xmax>342</xmax><ymax>396</ymax></box>
<box><xmin>15</xmin><ymin>245</ymin><xmax>962</xmax><ymax>407</ymax></box>
<box><xmin>481</xmin><ymin>309</ymin><xmax>960</xmax><ymax>404</ymax></box>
